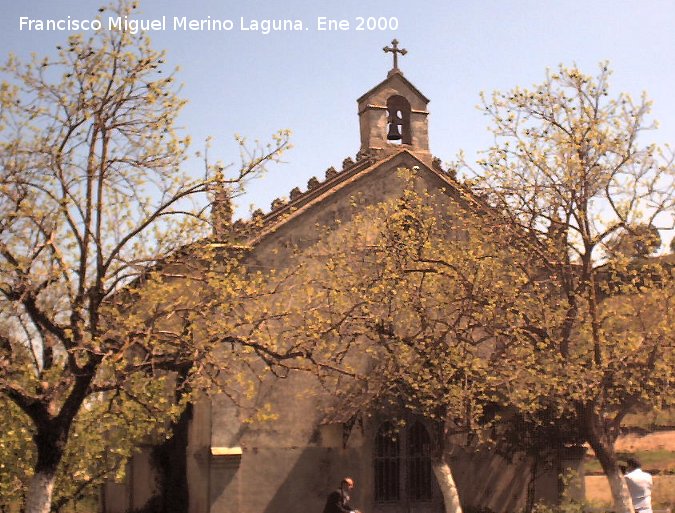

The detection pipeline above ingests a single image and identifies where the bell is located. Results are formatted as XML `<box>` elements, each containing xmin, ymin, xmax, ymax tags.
<box><xmin>387</xmin><ymin>123</ymin><xmax>402</xmax><ymax>141</ymax></box>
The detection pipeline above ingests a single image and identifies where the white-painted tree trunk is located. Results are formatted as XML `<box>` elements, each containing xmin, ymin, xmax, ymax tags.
<box><xmin>432</xmin><ymin>458</ymin><xmax>463</xmax><ymax>513</ymax></box>
<box><xmin>25</xmin><ymin>471</ymin><xmax>56</xmax><ymax>513</ymax></box>
<box><xmin>588</xmin><ymin>428</ymin><xmax>634</xmax><ymax>513</ymax></box>
<box><xmin>606</xmin><ymin>467</ymin><xmax>634</xmax><ymax>513</ymax></box>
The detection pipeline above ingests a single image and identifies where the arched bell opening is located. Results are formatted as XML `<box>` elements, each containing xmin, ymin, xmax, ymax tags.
<box><xmin>386</xmin><ymin>95</ymin><xmax>412</xmax><ymax>145</ymax></box>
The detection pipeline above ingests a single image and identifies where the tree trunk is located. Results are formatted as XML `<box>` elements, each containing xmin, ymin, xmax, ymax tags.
<box><xmin>149</xmin><ymin>403</ymin><xmax>192</xmax><ymax>513</ymax></box>
<box><xmin>607</xmin><ymin>468</ymin><xmax>634</xmax><ymax>513</ymax></box>
<box><xmin>432</xmin><ymin>453</ymin><xmax>463</xmax><ymax>513</ymax></box>
<box><xmin>25</xmin><ymin>470</ymin><xmax>57</xmax><ymax>513</ymax></box>
<box><xmin>23</xmin><ymin>418</ymin><xmax>70</xmax><ymax>513</ymax></box>
<box><xmin>585</xmin><ymin>423</ymin><xmax>633</xmax><ymax>513</ymax></box>
<box><xmin>592</xmin><ymin>444</ymin><xmax>633</xmax><ymax>513</ymax></box>
<box><xmin>525</xmin><ymin>457</ymin><xmax>539</xmax><ymax>513</ymax></box>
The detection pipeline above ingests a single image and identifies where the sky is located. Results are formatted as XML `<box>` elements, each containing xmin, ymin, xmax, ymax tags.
<box><xmin>1</xmin><ymin>0</ymin><xmax>674</xmax><ymax>226</ymax></box>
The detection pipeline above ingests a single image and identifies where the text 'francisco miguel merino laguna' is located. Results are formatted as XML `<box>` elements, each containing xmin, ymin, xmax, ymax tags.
<box><xmin>19</xmin><ymin>16</ymin><xmax>306</xmax><ymax>34</ymax></box>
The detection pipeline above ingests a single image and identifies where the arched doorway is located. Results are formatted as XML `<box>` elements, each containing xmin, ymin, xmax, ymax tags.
<box><xmin>373</xmin><ymin>420</ymin><xmax>442</xmax><ymax>512</ymax></box>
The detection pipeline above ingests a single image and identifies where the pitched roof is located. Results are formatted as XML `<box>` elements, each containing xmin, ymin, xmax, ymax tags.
<box><xmin>356</xmin><ymin>70</ymin><xmax>430</xmax><ymax>104</ymax></box>
<box><xmin>246</xmin><ymin>149</ymin><xmax>474</xmax><ymax>246</ymax></box>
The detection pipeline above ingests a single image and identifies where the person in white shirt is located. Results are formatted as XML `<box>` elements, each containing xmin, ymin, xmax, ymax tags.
<box><xmin>624</xmin><ymin>457</ymin><xmax>653</xmax><ymax>513</ymax></box>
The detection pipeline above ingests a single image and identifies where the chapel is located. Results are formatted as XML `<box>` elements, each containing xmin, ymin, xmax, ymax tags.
<box><xmin>104</xmin><ymin>41</ymin><xmax>584</xmax><ymax>513</ymax></box>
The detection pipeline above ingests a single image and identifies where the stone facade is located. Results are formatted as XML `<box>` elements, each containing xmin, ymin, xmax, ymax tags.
<box><xmin>104</xmin><ymin>60</ymin><xmax>582</xmax><ymax>513</ymax></box>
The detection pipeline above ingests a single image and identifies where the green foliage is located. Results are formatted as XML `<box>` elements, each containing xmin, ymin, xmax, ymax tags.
<box><xmin>472</xmin><ymin>64</ymin><xmax>673</xmax><ymax>513</ymax></box>
<box><xmin>0</xmin><ymin>398</ymin><xmax>34</xmax><ymax>507</ymax></box>
<box><xmin>299</xmin><ymin>173</ymin><xmax>672</xmax><ymax>433</ymax></box>
<box><xmin>294</xmin><ymin>63</ymin><xmax>673</xmax><ymax>513</ymax></box>
<box><xmin>607</xmin><ymin>224</ymin><xmax>662</xmax><ymax>259</ymax></box>
<box><xmin>0</xmin><ymin>2</ymin><xmax>292</xmax><ymax>510</ymax></box>
<box><xmin>531</xmin><ymin>497</ymin><xmax>586</xmax><ymax>513</ymax></box>
<box><xmin>531</xmin><ymin>471</ymin><xmax>588</xmax><ymax>513</ymax></box>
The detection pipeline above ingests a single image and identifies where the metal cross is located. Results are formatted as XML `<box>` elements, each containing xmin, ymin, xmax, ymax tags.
<box><xmin>383</xmin><ymin>39</ymin><xmax>407</xmax><ymax>70</ymax></box>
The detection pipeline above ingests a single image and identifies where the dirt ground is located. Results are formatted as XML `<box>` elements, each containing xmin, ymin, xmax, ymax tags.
<box><xmin>585</xmin><ymin>474</ymin><xmax>675</xmax><ymax>509</ymax></box>
<box><xmin>615</xmin><ymin>430</ymin><xmax>675</xmax><ymax>451</ymax></box>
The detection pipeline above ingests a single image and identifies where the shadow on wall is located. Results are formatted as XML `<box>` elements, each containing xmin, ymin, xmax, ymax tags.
<box><xmin>205</xmin><ymin>422</ymin><xmax>364</xmax><ymax>513</ymax></box>
<box><xmin>207</xmin><ymin>424</ymin><xmax>570</xmax><ymax>513</ymax></box>
<box><xmin>450</xmin><ymin>443</ymin><xmax>565</xmax><ymax>513</ymax></box>
<box><xmin>260</xmin><ymin>446</ymin><xmax>360</xmax><ymax>513</ymax></box>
